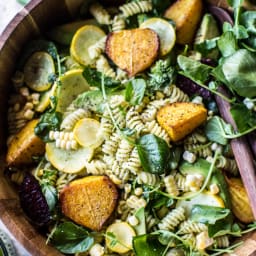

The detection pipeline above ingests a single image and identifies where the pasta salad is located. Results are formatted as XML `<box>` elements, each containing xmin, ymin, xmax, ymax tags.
<box><xmin>6</xmin><ymin>0</ymin><xmax>256</xmax><ymax>255</ymax></box>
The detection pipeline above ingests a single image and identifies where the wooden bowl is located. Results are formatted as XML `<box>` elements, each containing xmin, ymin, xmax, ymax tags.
<box><xmin>0</xmin><ymin>1</ymin><xmax>255</xmax><ymax>255</ymax></box>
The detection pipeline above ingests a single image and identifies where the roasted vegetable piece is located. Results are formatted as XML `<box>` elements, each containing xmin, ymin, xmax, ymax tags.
<box><xmin>19</xmin><ymin>172</ymin><xmax>51</xmax><ymax>227</ymax></box>
<box><xmin>164</xmin><ymin>0</ymin><xmax>203</xmax><ymax>44</ymax></box>
<box><xmin>6</xmin><ymin>119</ymin><xmax>45</xmax><ymax>167</ymax></box>
<box><xmin>60</xmin><ymin>176</ymin><xmax>118</xmax><ymax>231</ymax></box>
<box><xmin>226</xmin><ymin>177</ymin><xmax>254</xmax><ymax>223</ymax></box>
<box><xmin>157</xmin><ymin>102</ymin><xmax>207</xmax><ymax>142</ymax></box>
<box><xmin>105</xmin><ymin>28</ymin><xmax>159</xmax><ymax>77</ymax></box>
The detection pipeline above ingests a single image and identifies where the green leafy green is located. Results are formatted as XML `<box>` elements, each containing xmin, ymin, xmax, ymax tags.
<box><xmin>148</xmin><ymin>59</ymin><xmax>175</xmax><ymax>92</ymax></box>
<box><xmin>125</xmin><ymin>78</ymin><xmax>146</xmax><ymax>106</ymax></box>
<box><xmin>241</xmin><ymin>11</ymin><xmax>256</xmax><ymax>35</ymax></box>
<box><xmin>134</xmin><ymin>207</ymin><xmax>146</xmax><ymax>235</ymax></box>
<box><xmin>194</xmin><ymin>38</ymin><xmax>219</xmax><ymax>57</ymax></box>
<box><xmin>230</xmin><ymin>103</ymin><xmax>256</xmax><ymax>132</ymax></box>
<box><xmin>217</xmin><ymin>31</ymin><xmax>238</xmax><ymax>57</ymax></box>
<box><xmin>221</xmin><ymin>49</ymin><xmax>256</xmax><ymax>97</ymax></box>
<box><xmin>34</xmin><ymin>96</ymin><xmax>62</xmax><ymax>142</ymax></box>
<box><xmin>133</xmin><ymin>234</ymin><xmax>166</xmax><ymax>256</ymax></box>
<box><xmin>136</xmin><ymin>134</ymin><xmax>170</xmax><ymax>174</ymax></box>
<box><xmin>83</xmin><ymin>66</ymin><xmax>120</xmax><ymax>88</ymax></box>
<box><xmin>50</xmin><ymin>222</ymin><xmax>94</xmax><ymax>254</ymax></box>
<box><xmin>191</xmin><ymin>205</ymin><xmax>231</xmax><ymax>225</ymax></box>
<box><xmin>177</xmin><ymin>55</ymin><xmax>212</xmax><ymax>83</ymax></box>
<box><xmin>41</xmin><ymin>183</ymin><xmax>57</xmax><ymax>212</ymax></box>
<box><xmin>168</xmin><ymin>146</ymin><xmax>182</xmax><ymax>170</ymax></box>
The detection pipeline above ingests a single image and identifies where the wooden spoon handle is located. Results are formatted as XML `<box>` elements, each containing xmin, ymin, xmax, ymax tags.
<box><xmin>215</xmin><ymin>86</ymin><xmax>256</xmax><ymax>219</ymax></box>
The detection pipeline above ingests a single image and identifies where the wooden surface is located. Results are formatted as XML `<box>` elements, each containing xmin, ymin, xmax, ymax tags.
<box><xmin>0</xmin><ymin>0</ymin><xmax>256</xmax><ymax>255</ymax></box>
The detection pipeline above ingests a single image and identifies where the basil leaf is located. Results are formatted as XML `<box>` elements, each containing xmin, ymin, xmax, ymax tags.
<box><xmin>134</xmin><ymin>207</ymin><xmax>146</xmax><ymax>235</ymax></box>
<box><xmin>136</xmin><ymin>134</ymin><xmax>170</xmax><ymax>174</ymax></box>
<box><xmin>230</xmin><ymin>103</ymin><xmax>256</xmax><ymax>132</ymax></box>
<box><xmin>221</xmin><ymin>49</ymin><xmax>256</xmax><ymax>97</ymax></box>
<box><xmin>133</xmin><ymin>234</ymin><xmax>165</xmax><ymax>256</ymax></box>
<box><xmin>217</xmin><ymin>31</ymin><xmax>238</xmax><ymax>57</ymax></box>
<box><xmin>208</xmin><ymin>213</ymin><xmax>233</xmax><ymax>237</ymax></box>
<box><xmin>191</xmin><ymin>205</ymin><xmax>231</xmax><ymax>225</ymax></box>
<box><xmin>51</xmin><ymin>222</ymin><xmax>94</xmax><ymax>254</ymax></box>
<box><xmin>177</xmin><ymin>55</ymin><xmax>212</xmax><ymax>83</ymax></box>
<box><xmin>205</xmin><ymin>116</ymin><xmax>233</xmax><ymax>145</ymax></box>
<box><xmin>125</xmin><ymin>78</ymin><xmax>146</xmax><ymax>106</ymax></box>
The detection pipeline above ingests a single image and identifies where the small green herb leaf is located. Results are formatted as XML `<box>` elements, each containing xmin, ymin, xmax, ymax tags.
<box><xmin>205</xmin><ymin>116</ymin><xmax>231</xmax><ymax>145</ymax></box>
<box><xmin>41</xmin><ymin>183</ymin><xmax>57</xmax><ymax>212</ymax></box>
<box><xmin>217</xmin><ymin>31</ymin><xmax>238</xmax><ymax>57</ymax></box>
<box><xmin>191</xmin><ymin>205</ymin><xmax>231</xmax><ymax>225</ymax></box>
<box><xmin>125</xmin><ymin>78</ymin><xmax>146</xmax><ymax>106</ymax></box>
<box><xmin>136</xmin><ymin>134</ymin><xmax>170</xmax><ymax>174</ymax></box>
<box><xmin>50</xmin><ymin>222</ymin><xmax>94</xmax><ymax>254</ymax></box>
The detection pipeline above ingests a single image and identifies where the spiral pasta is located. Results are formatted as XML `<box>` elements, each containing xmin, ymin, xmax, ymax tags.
<box><xmin>184</xmin><ymin>143</ymin><xmax>212</xmax><ymax>158</ymax></box>
<box><xmin>178</xmin><ymin>220</ymin><xmax>208</xmax><ymax>234</ymax></box>
<box><xmin>89</xmin><ymin>2</ymin><xmax>111</xmax><ymax>25</ymax></box>
<box><xmin>56</xmin><ymin>173</ymin><xmax>77</xmax><ymax>194</ymax></box>
<box><xmin>119</xmin><ymin>1</ymin><xmax>152</xmax><ymax>18</ymax></box>
<box><xmin>144</xmin><ymin>120</ymin><xmax>170</xmax><ymax>144</ymax></box>
<box><xmin>164</xmin><ymin>175</ymin><xmax>179</xmax><ymax>197</ymax></box>
<box><xmin>126</xmin><ymin>195</ymin><xmax>147</xmax><ymax>210</ymax></box>
<box><xmin>126</xmin><ymin>107</ymin><xmax>146</xmax><ymax>135</ymax></box>
<box><xmin>100</xmin><ymin>111</ymin><xmax>114</xmax><ymax>139</ymax></box>
<box><xmin>141</xmin><ymin>99</ymin><xmax>168</xmax><ymax>122</ymax></box>
<box><xmin>145</xmin><ymin>214</ymin><xmax>158</xmax><ymax>232</ymax></box>
<box><xmin>122</xmin><ymin>147</ymin><xmax>142</xmax><ymax>174</ymax></box>
<box><xmin>214</xmin><ymin>235</ymin><xmax>230</xmax><ymax>248</ymax></box>
<box><xmin>166</xmin><ymin>84</ymin><xmax>190</xmax><ymax>103</ymax></box>
<box><xmin>112</xmin><ymin>15</ymin><xmax>126</xmax><ymax>32</ymax></box>
<box><xmin>158</xmin><ymin>207</ymin><xmax>186</xmax><ymax>231</ymax></box>
<box><xmin>88</xmin><ymin>36</ymin><xmax>107</xmax><ymax>61</ymax></box>
<box><xmin>107</xmin><ymin>159</ymin><xmax>130</xmax><ymax>185</ymax></box>
<box><xmin>183</xmin><ymin>130</ymin><xmax>207</xmax><ymax>144</ymax></box>
<box><xmin>61</xmin><ymin>108</ymin><xmax>91</xmax><ymax>131</ymax></box>
<box><xmin>102</xmin><ymin>132</ymin><xmax>121</xmax><ymax>156</ymax></box>
<box><xmin>85</xmin><ymin>159</ymin><xmax>107</xmax><ymax>175</ymax></box>
<box><xmin>96</xmin><ymin>55</ymin><xmax>116</xmax><ymax>79</ymax></box>
<box><xmin>116</xmin><ymin>138</ymin><xmax>134</xmax><ymax>164</ymax></box>
<box><xmin>175</xmin><ymin>173</ymin><xmax>190</xmax><ymax>192</ymax></box>
<box><xmin>117</xmin><ymin>200</ymin><xmax>131</xmax><ymax>220</ymax></box>
<box><xmin>137</xmin><ymin>171</ymin><xmax>159</xmax><ymax>186</ymax></box>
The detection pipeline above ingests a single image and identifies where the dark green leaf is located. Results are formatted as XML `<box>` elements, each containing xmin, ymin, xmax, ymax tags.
<box><xmin>134</xmin><ymin>208</ymin><xmax>146</xmax><ymax>235</ymax></box>
<box><xmin>205</xmin><ymin>116</ymin><xmax>232</xmax><ymax>145</ymax></box>
<box><xmin>125</xmin><ymin>78</ymin><xmax>146</xmax><ymax>106</ymax></box>
<box><xmin>191</xmin><ymin>205</ymin><xmax>231</xmax><ymax>225</ymax></box>
<box><xmin>230</xmin><ymin>103</ymin><xmax>256</xmax><ymax>132</ymax></box>
<box><xmin>51</xmin><ymin>222</ymin><xmax>93</xmax><ymax>254</ymax></box>
<box><xmin>136</xmin><ymin>134</ymin><xmax>170</xmax><ymax>174</ymax></box>
<box><xmin>241</xmin><ymin>11</ymin><xmax>256</xmax><ymax>35</ymax></box>
<box><xmin>194</xmin><ymin>38</ymin><xmax>218</xmax><ymax>56</ymax></box>
<box><xmin>221</xmin><ymin>49</ymin><xmax>256</xmax><ymax>97</ymax></box>
<box><xmin>83</xmin><ymin>66</ymin><xmax>120</xmax><ymax>88</ymax></box>
<box><xmin>177</xmin><ymin>55</ymin><xmax>212</xmax><ymax>83</ymax></box>
<box><xmin>133</xmin><ymin>234</ymin><xmax>165</xmax><ymax>256</ymax></box>
<box><xmin>41</xmin><ymin>183</ymin><xmax>57</xmax><ymax>211</ymax></box>
<box><xmin>217</xmin><ymin>31</ymin><xmax>238</xmax><ymax>57</ymax></box>
<box><xmin>34</xmin><ymin>97</ymin><xmax>62</xmax><ymax>142</ymax></box>
<box><xmin>208</xmin><ymin>216</ymin><xmax>233</xmax><ymax>237</ymax></box>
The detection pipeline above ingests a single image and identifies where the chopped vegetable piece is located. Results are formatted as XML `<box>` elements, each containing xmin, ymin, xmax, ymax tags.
<box><xmin>140</xmin><ymin>17</ymin><xmax>176</xmax><ymax>56</ymax></box>
<box><xmin>70</xmin><ymin>25</ymin><xmax>106</xmax><ymax>65</ymax></box>
<box><xmin>106</xmin><ymin>222</ymin><xmax>135</xmax><ymax>253</ymax></box>
<box><xmin>23</xmin><ymin>52</ymin><xmax>55</xmax><ymax>92</ymax></box>
<box><xmin>105</xmin><ymin>28</ymin><xmax>159</xmax><ymax>76</ymax></box>
<box><xmin>73</xmin><ymin>118</ymin><xmax>104</xmax><ymax>148</ymax></box>
<box><xmin>157</xmin><ymin>102</ymin><xmax>207</xmax><ymax>142</ymax></box>
<box><xmin>60</xmin><ymin>176</ymin><xmax>118</xmax><ymax>231</ymax></box>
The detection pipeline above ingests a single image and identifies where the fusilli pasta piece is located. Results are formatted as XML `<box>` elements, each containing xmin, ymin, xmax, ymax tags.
<box><xmin>165</xmin><ymin>84</ymin><xmax>190</xmax><ymax>103</ymax></box>
<box><xmin>100</xmin><ymin>111</ymin><xmax>114</xmax><ymax>139</ymax></box>
<box><xmin>122</xmin><ymin>147</ymin><xmax>142</xmax><ymax>174</ymax></box>
<box><xmin>164</xmin><ymin>175</ymin><xmax>179</xmax><ymax>197</ymax></box>
<box><xmin>85</xmin><ymin>159</ymin><xmax>107</xmax><ymax>175</ymax></box>
<box><xmin>116</xmin><ymin>138</ymin><xmax>134</xmax><ymax>164</ymax></box>
<box><xmin>117</xmin><ymin>200</ymin><xmax>131</xmax><ymax>220</ymax></box>
<box><xmin>137</xmin><ymin>171</ymin><xmax>159</xmax><ymax>186</ymax></box>
<box><xmin>107</xmin><ymin>159</ymin><xmax>130</xmax><ymax>185</ymax></box>
<box><xmin>175</xmin><ymin>173</ymin><xmax>190</xmax><ymax>192</ymax></box>
<box><xmin>145</xmin><ymin>214</ymin><xmax>158</xmax><ymax>232</ymax></box>
<box><xmin>88</xmin><ymin>36</ymin><xmax>107</xmax><ymax>60</ymax></box>
<box><xmin>56</xmin><ymin>173</ymin><xmax>77</xmax><ymax>194</ymax></box>
<box><xmin>89</xmin><ymin>2</ymin><xmax>111</xmax><ymax>24</ymax></box>
<box><xmin>126</xmin><ymin>195</ymin><xmax>147</xmax><ymax>210</ymax></box>
<box><xmin>126</xmin><ymin>107</ymin><xmax>146</xmax><ymax>135</ymax></box>
<box><xmin>184</xmin><ymin>143</ymin><xmax>212</xmax><ymax>158</ymax></box>
<box><xmin>61</xmin><ymin>108</ymin><xmax>91</xmax><ymax>131</ymax></box>
<box><xmin>96</xmin><ymin>55</ymin><xmax>116</xmax><ymax>79</ymax></box>
<box><xmin>102</xmin><ymin>132</ymin><xmax>121</xmax><ymax>156</ymax></box>
<box><xmin>178</xmin><ymin>220</ymin><xmax>208</xmax><ymax>234</ymax></box>
<box><xmin>183</xmin><ymin>130</ymin><xmax>207</xmax><ymax>144</ymax></box>
<box><xmin>214</xmin><ymin>235</ymin><xmax>230</xmax><ymax>248</ymax></box>
<box><xmin>119</xmin><ymin>1</ymin><xmax>152</xmax><ymax>17</ymax></box>
<box><xmin>158</xmin><ymin>207</ymin><xmax>186</xmax><ymax>231</ymax></box>
<box><xmin>112</xmin><ymin>15</ymin><xmax>126</xmax><ymax>32</ymax></box>
<box><xmin>144</xmin><ymin>120</ymin><xmax>170</xmax><ymax>144</ymax></box>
